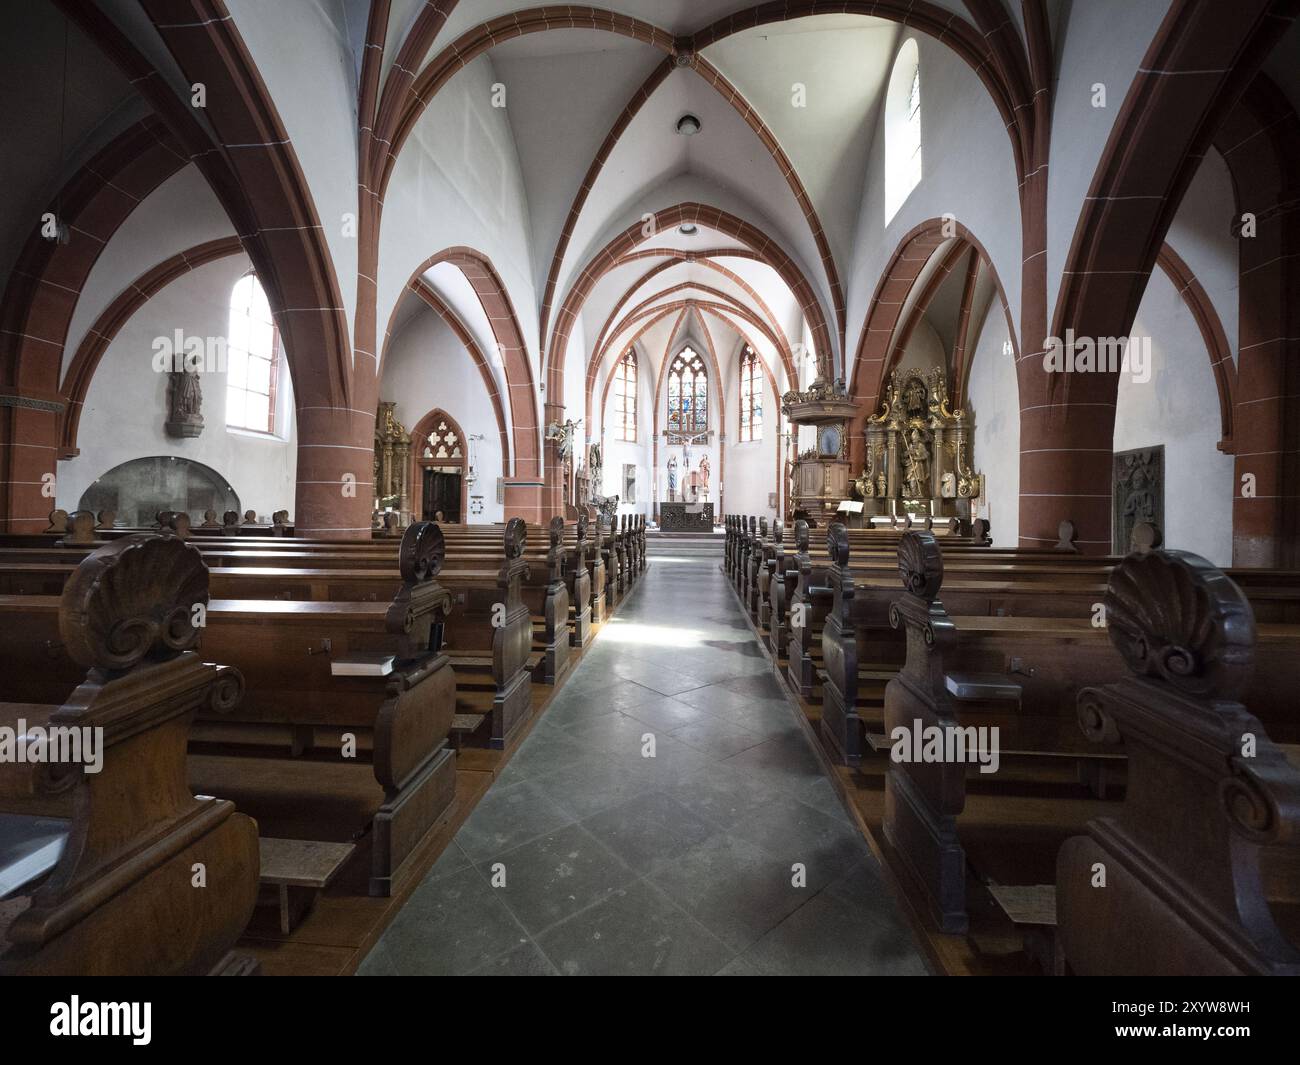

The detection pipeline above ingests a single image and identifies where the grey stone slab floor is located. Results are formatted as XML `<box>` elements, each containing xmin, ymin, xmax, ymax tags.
<box><xmin>357</xmin><ymin>555</ymin><xmax>929</xmax><ymax>976</ymax></box>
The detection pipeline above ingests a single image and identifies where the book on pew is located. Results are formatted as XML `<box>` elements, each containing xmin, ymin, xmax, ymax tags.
<box><xmin>329</xmin><ymin>652</ymin><xmax>397</xmax><ymax>677</ymax></box>
<box><xmin>0</xmin><ymin>813</ymin><xmax>69</xmax><ymax>900</ymax></box>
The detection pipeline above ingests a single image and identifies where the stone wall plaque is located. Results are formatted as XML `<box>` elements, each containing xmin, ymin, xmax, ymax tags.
<box><xmin>1112</xmin><ymin>445</ymin><xmax>1163</xmax><ymax>554</ymax></box>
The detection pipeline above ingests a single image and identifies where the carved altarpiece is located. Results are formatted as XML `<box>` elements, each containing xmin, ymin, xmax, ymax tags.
<box><xmin>374</xmin><ymin>401</ymin><xmax>412</xmax><ymax>526</ymax></box>
<box><xmin>855</xmin><ymin>365</ymin><xmax>983</xmax><ymax>522</ymax></box>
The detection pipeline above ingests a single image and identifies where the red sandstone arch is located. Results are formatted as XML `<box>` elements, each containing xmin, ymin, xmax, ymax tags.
<box><xmin>408</xmin><ymin>281</ymin><xmax>512</xmax><ymax>488</ymax></box>
<box><xmin>847</xmin><ymin>217</ymin><xmax>1018</xmax><ymax>470</ymax></box>
<box><xmin>60</xmin><ymin>0</ymin><xmax>359</xmax><ymax>536</ymax></box>
<box><xmin>1153</xmin><ymin>244</ymin><xmax>1236</xmax><ymax>454</ymax></box>
<box><xmin>594</xmin><ymin>293</ymin><xmax>789</xmax><ymax>429</ymax></box>
<box><xmin>549</xmin><ymin>203</ymin><xmax>832</xmax><ymax>399</ymax></box>
<box><xmin>57</xmin><ymin>236</ymin><xmax>245</xmax><ymax>459</ymax></box>
<box><xmin>0</xmin><ymin>115</ymin><xmax>191</xmax><ymax>530</ymax></box>
<box><xmin>1212</xmin><ymin>72</ymin><xmax>1300</xmax><ymax>565</ymax></box>
<box><xmin>1032</xmin><ymin>0</ymin><xmax>1293</xmax><ymax>553</ymax></box>
<box><xmin>366</xmin><ymin>4</ymin><xmax>1036</xmax><ymax>370</ymax></box>
<box><xmin>586</xmin><ymin>251</ymin><xmax>797</xmax><ymax>385</ymax></box>
<box><xmin>372</xmin><ymin>10</ymin><xmax>851</xmax><ymax>359</ymax></box>
<box><xmin>382</xmin><ymin>246</ymin><xmax>542</xmax><ymax>519</ymax></box>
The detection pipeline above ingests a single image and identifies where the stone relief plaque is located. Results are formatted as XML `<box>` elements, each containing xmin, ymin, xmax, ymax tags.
<box><xmin>1113</xmin><ymin>445</ymin><xmax>1163</xmax><ymax>554</ymax></box>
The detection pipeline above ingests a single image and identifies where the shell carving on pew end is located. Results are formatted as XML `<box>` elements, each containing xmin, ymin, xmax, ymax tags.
<box><xmin>1103</xmin><ymin>549</ymin><xmax>1256</xmax><ymax>701</ymax></box>
<box><xmin>399</xmin><ymin>519</ymin><xmax>446</xmax><ymax>584</ymax></box>
<box><xmin>58</xmin><ymin>533</ymin><xmax>210</xmax><ymax>672</ymax></box>
<box><xmin>896</xmin><ymin>529</ymin><xmax>944</xmax><ymax>601</ymax></box>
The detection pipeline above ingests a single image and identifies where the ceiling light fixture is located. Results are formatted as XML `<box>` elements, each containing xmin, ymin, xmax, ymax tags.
<box><xmin>678</xmin><ymin>224</ymin><xmax>698</xmax><ymax>236</ymax></box>
<box><xmin>675</xmin><ymin>114</ymin><xmax>701</xmax><ymax>136</ymax></box>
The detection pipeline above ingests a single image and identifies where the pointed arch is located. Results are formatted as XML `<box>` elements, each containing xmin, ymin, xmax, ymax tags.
<box><xmin>848</xmin><ymin>217</ymin><xmax>1017</xmax><ymax>469</ymax></box>
<box><xmin>550</xmin><ymin>203</ymin><xmax>833</xmax><ymax>396</ymax></box>
<box><xmin>382</xmin><ymin>246</ymin><xmax>540</xmax><ymax>484</ymax></box>
<box><xmin>410</xmin><ymin>407</ymin><xmax>469</xmax><ymax>523</ymax></box>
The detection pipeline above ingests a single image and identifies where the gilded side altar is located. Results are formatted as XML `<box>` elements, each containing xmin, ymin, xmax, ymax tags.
<box><xmin>856</xmin><ymin>366</ymin><xmax>983</xmax><ymax>521</ymax></box>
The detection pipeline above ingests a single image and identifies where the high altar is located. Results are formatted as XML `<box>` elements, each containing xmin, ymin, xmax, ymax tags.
<box><xmin>856</xmin><ymin>365</ymin><xmax>983</xmax><ymax>520</ymax></box>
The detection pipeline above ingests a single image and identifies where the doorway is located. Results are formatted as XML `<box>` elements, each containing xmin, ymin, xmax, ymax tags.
<box><xmin>422</xmin><ymin>468</ymin><xmax>462</xmax><ymax>523</ymax></box>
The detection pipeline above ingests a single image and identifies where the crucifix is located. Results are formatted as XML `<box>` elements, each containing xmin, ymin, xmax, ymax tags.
<box><xmin>661</xmin><ymin>428</ymin><xmax>713</xmax><ymax>502</ymax></box>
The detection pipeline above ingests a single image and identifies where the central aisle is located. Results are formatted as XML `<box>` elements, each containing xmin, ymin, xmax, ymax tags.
<box><xmin>358</xmin><ymin>552</ymin><xmax>928</xmax><ymax>976</ymax></box>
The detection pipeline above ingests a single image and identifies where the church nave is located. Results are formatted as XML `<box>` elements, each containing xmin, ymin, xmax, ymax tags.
<box><xmin>358</xmin><ymin>556</ymin><xmax>925</xmax><ymax>977</ymax></box>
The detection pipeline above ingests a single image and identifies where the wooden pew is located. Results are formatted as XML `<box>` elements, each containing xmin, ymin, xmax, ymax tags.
<box><xmin>878</xmin><ymin>529</ymin><xmax>1300</xmax><ymax>936</ymax></box>
<box><xmin>0</xmin><ymin>533</ymin><xmax>259</xmax><ymax>974</ymax></box>
<box><xmin>0</xmin><ymin>523</ymin><xmax>464</xmax><ymax>897</ymax></box>
<box><xmin>1056</xmin><ymin>549</ymin><xmax>1300</xmax><ymax>974</ymax></box>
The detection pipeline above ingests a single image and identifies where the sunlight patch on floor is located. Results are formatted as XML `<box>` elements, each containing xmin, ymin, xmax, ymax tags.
<box><xmin>597</xmin><ymin>618</ymin><xmax>706</xmax><ymax>648</ymax></box>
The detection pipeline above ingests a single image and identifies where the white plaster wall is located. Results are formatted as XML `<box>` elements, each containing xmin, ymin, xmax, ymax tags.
<box><xmin>62</xmin><ymin>166</ymin><xmax>237</xmax><ymax>378</ymax></box>
<box><xmin>226</xmin><ymin>0</ymin><xmax>360</xmax><ymax>335</ymax></box>
<box><xmin>377</xmin><ymin>57</ymin><xmax>537</xmax><ymax>378</ymax></box>
<box><xmin>1164</xmin><ymin>148</ymin><xmax>1238</xmax><ymax>364</ymax></box>
<box><xmin>898</xmin><ymin>317</ymin><xmax>945</xmax><ymax>374</ymax></box>
<box><xmin>601</xmin><ymin>338</ymin><xmax>653</xmax><ymax>518</ymax></box>
<box><xmin>1115</xmin><ymin>265</ymin><xmax>1233</xmax><ymax>565</ymax></box>
<box><xmin>846</xmin><ymin>32</ymin><xmax>1023</xmax><ymax>386</ymax></box>
<box><xmin>58</xmin><ymin>254</ymin><xmax>298</xmax><ymax>521</ymax></box>
<box><xmin>720</xmin><ymin>342</ymin><xmax>780</xmax><ymax>523</ymax></box>
<box><xmin>561</xmin><ymin>314</ymin><xmax>588</xmax><ymax>488</ymax></box>
<box><xmin>380</xmin><ymin>306</ymin><xmax>507</xmax><ymax>524</ymax></box>
<box><xmin>965</xmin><ymin>298</ymin><xmax>1020</xmax><ymax>548</ymax></box>
<box><xmin>1046</xmin><ymin>0</ymin><xmax>1174</xmax><ymax>319</ymax></box>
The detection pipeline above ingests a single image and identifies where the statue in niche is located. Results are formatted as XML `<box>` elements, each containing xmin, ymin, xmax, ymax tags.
<box><xmin>941</xmin><ymin>471</ymin><xmax>957</xmax><ymax>498</ymax></box>
<box><xmin>901</xmin><ymin>428</ymin><xmax>931</xmax><ymax>498</ymax></box>
<box><xmin>165</xmin><ymin>367</ymin><xmax>204</xmax><ymax>438</ymax></box>
<box><xmin>902</xmin><ymin>375</ymin><xmax>928</xmax><ymax>420</ymax></box>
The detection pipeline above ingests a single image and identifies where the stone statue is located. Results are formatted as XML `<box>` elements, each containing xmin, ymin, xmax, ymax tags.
<box><xmin>165</xmin><ymin>367</ymin><xmax>204</xmax><ymax>438</ymax></box>
<box><xmin>902</xmin><ymin>375</ymin><xmax>927</xmax><ymax>419</ymax></box>
<box><xmin>545</xmin><ymin>418</ymin><xmax>581</xmax><ymax>460</ymax></box>
<box><xmin>698</xmin><ymin>454</ymin><xmax>710</xmax><ymax>496</ymax></box>
<box><xmin>587</xmin><ymin>443</ymin><xmax>603</xmax><ymax>501</ymax></box>
<box><xmin>902</xmin><ymin>428</ymin><xmax>930</xmax><ymax>498</ymax></box>
<box><xmin>667</xmin><ymin>456</ymin><xmax>678</xmax><ymax>498</ymax></box>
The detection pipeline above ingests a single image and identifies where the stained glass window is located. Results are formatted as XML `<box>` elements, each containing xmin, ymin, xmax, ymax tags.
<box><xmin>613</xmin><ymin>349</ymin><xmax>637</xmax><ymax>441</ymax></box>
<box><xmin>739</xmin><ymin>345</ymin><xmax>762</xmax><ymax>442</ymax></box>
<box><xmin>667</xmin><ymin>346</ymin><xmax>708</xmax><ymax>434</ymax></box>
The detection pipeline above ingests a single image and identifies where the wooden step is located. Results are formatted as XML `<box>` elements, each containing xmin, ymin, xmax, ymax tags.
<box><xmin>257</xmin><ymin>837</ymin><xmax>356</xmax><ymax>934</ymax></box>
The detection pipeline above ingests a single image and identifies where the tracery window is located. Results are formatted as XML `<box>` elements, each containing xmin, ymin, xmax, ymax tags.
<box><xmin>667</xmin><ymin>346</ymin><xmax>708</xmax><ymax>434</ymax></box>
<box><xmin>613</xmin><ymin>348</ymin><xmax>637</xmax><ymax>442</ymax></box>
<box><xmin>422</xmin><ymin>419</ymin><xmax>463</xmax><ymax>461</ymax></box>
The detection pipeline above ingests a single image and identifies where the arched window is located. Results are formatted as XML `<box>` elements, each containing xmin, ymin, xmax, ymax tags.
<box><xmin>667</xmin><ymin>346</ymin><xmax>708</xmax><ymax>434</ymax></box>
<box><xmin>226</xmin><ymin>273</ymin><xmax>280</xmax><ymax>434</ymax></box>
<box><xmin>613</xmin><ymin>348</ymin><xmax>637</xmax><ymax>442</ymax></box>
<box><xmin>739</xmin><ymin>345</ymin><xmax>763</xmax><ymax>442</ymax></box>
<box><xmin>884</xmin><ymin>38</ymin><xmax>922</xmax><ymax>224</ymax></box>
